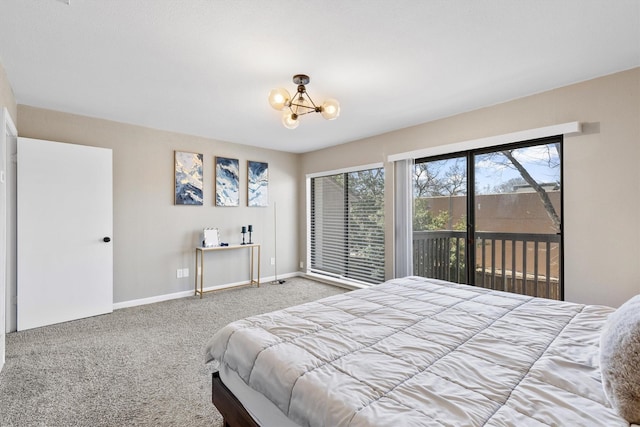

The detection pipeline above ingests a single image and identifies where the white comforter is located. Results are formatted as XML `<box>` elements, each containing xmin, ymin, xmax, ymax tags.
<box><xmin>205</xmin><ymin>276</ymin><xmax>628</xmax><ymax>426</ymax></box>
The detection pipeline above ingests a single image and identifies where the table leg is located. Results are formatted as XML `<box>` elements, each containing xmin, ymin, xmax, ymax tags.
<box><xmin>200</xmin><ymin>250</ymin><xmax>204</xmax><ymax>299</ymax></box>
<box><xmin>249</xmin><ymin>246</ymin><xmax>254</xmax><ymax>285</ymax></box>
<box><xmin>257</xmin><ymin>245</ymin><xmax>261</xmax><ymax>287</ymax></box>
<box><xmin>195</xmin><ymin>249</ymin><xmax>198</xmax><ymax>296</ymax></box>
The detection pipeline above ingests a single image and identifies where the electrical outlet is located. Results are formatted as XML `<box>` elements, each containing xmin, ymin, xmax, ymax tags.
<box><xmin>270</xmin><ymin>257</ymin><xmax>276</xmax><ymax>265</ymax></box>
<box><xmin>299</xmin><ymin>261</ymin><xmax>304</xmax><ymax>269</ymax></box>
<box><xmin>177</xmin><ymin>269</ymin><xmax>183</xmax><ymax>279</ymax></box>
<box><xmin>183</xmin><ymin>268</ymin><xmax>189</xmax><ymax>278</ymax></box>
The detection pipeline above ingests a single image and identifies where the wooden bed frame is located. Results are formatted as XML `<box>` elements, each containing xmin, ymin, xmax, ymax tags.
<box><xmin>212</xmin><ymin>371</ymin><xmax>260</xmax><ymax>427</ymax></box>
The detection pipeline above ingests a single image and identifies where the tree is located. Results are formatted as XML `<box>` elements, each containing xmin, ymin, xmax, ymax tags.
<box><xmin>413</xmin><ymin>158</ymin><xmax>466</xmax><ymax>231</ymax></box>
<box><xmin>414</xmin><ymin>158</ymin><xmax>466</xmax><ymax>198</ymax></box>
<box><xmin>492</xmin><ymin>177</ymin><xmax>527</xmax><ymax>193</ymax></box>
<box><xmin>414</xmin><ymin>162</ymin><xmax>444</xmax><ymax>197</ymax></box>
<box><xmin>413</xmin><ymin>201</ymin><xmax>449</xmax><ymax>231</ymax></box>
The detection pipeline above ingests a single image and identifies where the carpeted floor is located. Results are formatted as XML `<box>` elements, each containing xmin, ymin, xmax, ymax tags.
<box><xmin>0</xmin><ymin>277</ymin><xmax>347</xmax><ymax>426</ymax></box>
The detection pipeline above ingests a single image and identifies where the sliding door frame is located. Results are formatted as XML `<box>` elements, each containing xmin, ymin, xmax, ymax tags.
<box><xmin>415</xmin><ymin>135</ymin><xmax>564</xmax><ymax>298</ymax></box>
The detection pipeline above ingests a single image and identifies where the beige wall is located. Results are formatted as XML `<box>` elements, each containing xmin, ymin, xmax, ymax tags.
<box><xmin>17</xmin><ymin>106</ymin><xmax>300</xmax><ymax>304</ymax></box>
<box><xmin>0</xmin><ymin>61</ymin><xmax>16</xmax><ymax>124</ymax></box>
<box><xmin>300</xmin><ymin>68</ymin><xmax>640</xmax><ymax>307</ymax></box>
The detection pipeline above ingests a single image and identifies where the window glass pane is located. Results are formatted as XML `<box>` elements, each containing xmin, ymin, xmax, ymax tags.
<box><xmin>474</xmin><ymin>142</ymin><xmax>561</xmax><ymax>298</ymax></box>
<box><xmin>413</xmin><ymin>157</ymin><xmax>467</xmax><ymax>283</ymax></box>
<box><xmin>310</xmin><ymin>167</ymin><xmax>385</xmax><ymax>285</ymax></box>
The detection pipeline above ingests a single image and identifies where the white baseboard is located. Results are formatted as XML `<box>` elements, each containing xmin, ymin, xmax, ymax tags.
<box><xmin>113</xmin><ymin>289</ymin><xmax>194</xmax><ymax>310</ymax></box>
<box><xmin>112</xmin><ymin>271</ymin><xmax>302</xmax><ymax>310</ymax></box>
<box><xmin>303</xmin><ymin>272</ymin><xmax>368</xmax><ymax>290</ymax></box>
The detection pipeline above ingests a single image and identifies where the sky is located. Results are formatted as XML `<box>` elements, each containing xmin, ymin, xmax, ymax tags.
<box><xmin>416</xmin><ymin>143</ymin><xmax>561</xmax><ymax>196</ymax></box>
<box><xmin>475</xmin><ymin>144</ymin><xmax>560</xmax><ymax>194</ymax></box>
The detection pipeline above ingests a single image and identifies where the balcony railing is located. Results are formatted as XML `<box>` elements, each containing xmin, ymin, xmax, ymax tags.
<box><xmin>413</xmin><ymin>230</ymin><xmax>561</xmax><ymax>300</ymax></box>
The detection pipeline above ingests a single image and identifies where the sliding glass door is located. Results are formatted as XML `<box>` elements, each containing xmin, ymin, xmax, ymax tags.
<box><xmin>413</xmin><ymin>137</ymin><xmax>563</xmax><ymax>299</ymax></box>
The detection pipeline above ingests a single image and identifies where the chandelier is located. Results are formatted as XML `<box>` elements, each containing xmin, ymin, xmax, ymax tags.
<box><xmin>268</xmin><ymin>74</ymin><xmax>340</xmax><ymax>129</ymax></box>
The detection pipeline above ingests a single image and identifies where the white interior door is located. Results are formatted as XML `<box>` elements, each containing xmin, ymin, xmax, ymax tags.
<box><xmin>17</xmin><ymin>137</ymin><xmax>113</xmax><ymax>331</ymax></box>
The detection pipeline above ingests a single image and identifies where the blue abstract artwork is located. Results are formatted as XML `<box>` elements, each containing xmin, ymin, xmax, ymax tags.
<box><xmin>215</xmin><ymin>157</ymin><xmax>239</xmax><ymax>206</ymax></box>
<box><xmin>175</xmin><ymin>151</ymin><xmax>203</xmax><ymax>205</ymax></box>
<box><xmin>247</xmin><ymin>161</ymin><xmax>268</xmax><ymax>207</ymax></box>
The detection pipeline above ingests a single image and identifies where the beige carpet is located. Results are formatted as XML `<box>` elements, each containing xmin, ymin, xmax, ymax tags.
<box><xmin>0</xmin><ymin>277</ymin><xmax>347</xmax><ymax>426</ymax></box>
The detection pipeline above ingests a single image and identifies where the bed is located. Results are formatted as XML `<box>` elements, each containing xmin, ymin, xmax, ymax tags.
<box><xmin>204</xmin><ymin>276</ymin><xmax>638</xmax><ymax>426</ymax></box>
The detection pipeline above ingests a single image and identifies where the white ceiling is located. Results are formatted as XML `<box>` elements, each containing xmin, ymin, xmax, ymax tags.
<box><xmin>0</xmin><ymin>1</ymin><xmax>638</xmax><ymax>154</ymax></box>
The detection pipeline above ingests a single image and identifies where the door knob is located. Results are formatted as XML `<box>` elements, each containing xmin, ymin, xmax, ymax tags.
<box><xmin>103</xmin><ymin>237</ymin><xmax>111</xmax><ymax>243</ymax></box>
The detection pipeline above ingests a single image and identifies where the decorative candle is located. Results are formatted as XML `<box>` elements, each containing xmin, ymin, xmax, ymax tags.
<box><xmin>241</xmin><ymin>226</ymin><xmax>247</xmax><ymax>233</ymax></box>
<box><xmin>248</xmin><ymin>225</ymin><xmax>253</xmax><ymax>232</ymax></box>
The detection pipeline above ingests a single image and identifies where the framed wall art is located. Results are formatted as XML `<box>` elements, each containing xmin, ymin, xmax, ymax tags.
<box><xmin>247</xmin><ymin>160</ymin><xmax>268</xmax><ymax>207</ymax></box>
<box><xmin>215</xmin><ymin>156</ymin><xmax>239</xmax><ymax>206</ymax></box>
<box><xmin>174</xmin><ymin>151</ymin><xmax>203</xmax><ymax>205</ymax></box>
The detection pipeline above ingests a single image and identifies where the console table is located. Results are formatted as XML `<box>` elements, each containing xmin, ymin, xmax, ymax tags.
<box><xmin>194</xmin><ymin>243</ymin><xmax>261</xmax><ymax>298</ymax></box>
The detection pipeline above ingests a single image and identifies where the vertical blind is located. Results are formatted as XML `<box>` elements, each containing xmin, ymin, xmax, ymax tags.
<box><xmin>310</xmin><ymin>167</ymin><xmax>385</xmax><ymax>284</ymax></box>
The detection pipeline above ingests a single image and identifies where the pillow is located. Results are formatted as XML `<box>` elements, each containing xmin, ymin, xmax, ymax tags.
<box><xmin>600</xmin><ymin>294</ymin><xmax>640</xmax><ymax>423</ymax></box>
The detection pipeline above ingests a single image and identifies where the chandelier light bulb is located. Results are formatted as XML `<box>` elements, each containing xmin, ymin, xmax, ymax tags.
<box><xmin>268</xmin><ymin>87</ymin><xmax>290</xmax><ymax>111</ymax></box>
<box><xmin>282</xmin><ymin>112</ymin><xmax>299</xmax><ymax>129</ymax></box>
<box><xmin>321</xmin><ymin>98</ymin><xmax>340</xmax><ymax>120</ymax></box>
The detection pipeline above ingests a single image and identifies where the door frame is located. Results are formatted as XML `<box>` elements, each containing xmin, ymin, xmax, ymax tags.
<box><xmin>1</xmin><ymin>108</ymin><xmax>17</xmax><ymax>370</ymax></box>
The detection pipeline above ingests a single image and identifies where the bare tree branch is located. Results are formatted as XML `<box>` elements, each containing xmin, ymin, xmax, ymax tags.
<box><xmin>501</xmin><ymin>150</ymin><xmax>561</xmax><ymax>232</ymax></box>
